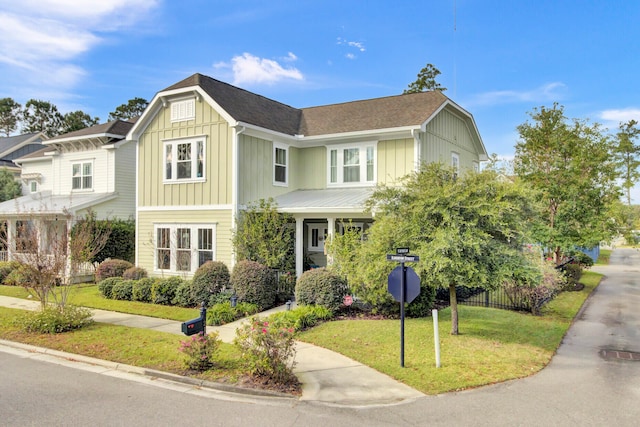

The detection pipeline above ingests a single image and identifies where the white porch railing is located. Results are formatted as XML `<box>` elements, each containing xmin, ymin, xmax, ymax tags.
<box><xmin>0</xmin><ymin>251</ymin><xmax>7</xmax><ymax>262</ymax></box>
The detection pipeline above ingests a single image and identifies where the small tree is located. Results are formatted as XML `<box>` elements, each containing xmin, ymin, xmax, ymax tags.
<box><xmin>232</xmin><ymin>198</ymin><xmax>295</xmax><ymax>272</ymax></box>
<box><xmin>0</xmin><ymin>168</ymin><xmax>22</xmax><ymax>202</ymax></box>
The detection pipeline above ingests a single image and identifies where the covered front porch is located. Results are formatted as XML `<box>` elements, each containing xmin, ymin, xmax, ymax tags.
<box><xmin>273</xmin><ymin>188</ymin><xmax>374</xmax><ymax>278</ymax></box>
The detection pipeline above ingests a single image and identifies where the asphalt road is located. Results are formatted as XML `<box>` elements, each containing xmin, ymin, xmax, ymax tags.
<box><xmin>1</xmin><ymin>248</ymin><xmax>638</xmax><ymax>426</ymax></box>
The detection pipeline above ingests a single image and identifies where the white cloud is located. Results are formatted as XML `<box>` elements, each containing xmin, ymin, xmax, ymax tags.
<box><xmin>468</xmin><ymin>82</ymin><xmax>567</xmax><ymax>107</ymax></box>
<box><xmin>336</xmin><ymin>37</ymin><xmax>366</xmax><ymax>60</ymax></box>
<box><xmin>599</xmin><ymin>108</ymin><xmax>640</xmax><ymax>127</ymax></box>
<box><xmin>225</xmin><ymin>53</ymin><xmax>304</xmax><ymax>85</ymax></box>
<box><xmin>283</xmin><ymin>52</ymin><xmax>297</xmax><ymax>62</ymax></box>
<box><xmin>345</xmin><ymin>53</ymin><xmax>356</xmax><ymax>60</ymax></box>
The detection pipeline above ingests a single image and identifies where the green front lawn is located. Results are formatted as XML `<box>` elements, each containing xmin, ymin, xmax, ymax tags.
<box><xmin>0</xmin><ymin>272</ymin><xmax>601</xmax><ymax>395</ymax></box>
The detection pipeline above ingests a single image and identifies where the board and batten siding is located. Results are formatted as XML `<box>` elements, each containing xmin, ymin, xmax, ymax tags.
<box><xmin>296</xmin><ymin>146</ymin><xmax>326</xmax><ymax>190</ymax></box>
<box><xmin>137</xmin><ymin>209</ymin><xmax>233</xmax><ymax>277</ymax></box>
<box><xmin>137</xmin><ymin>101</ymin><xmax>233</xmax><ymax>208</ymax></box>
<box><xmin>421</xmin><ymin>108</ymin><xmax>480</xmax><ymax>169</ymax></box>
<box><xmin>377</xmin><ymin>138</ymin><xmax>414</xmax><ymax>185</ymax></box>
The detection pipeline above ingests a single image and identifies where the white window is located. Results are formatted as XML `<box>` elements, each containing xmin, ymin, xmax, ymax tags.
<box><xmin>328</xmin><ymin>143</ymin><xmax>376</xmax><ymax>186</ymax></box>
<box><xmin>170</xmin><ymin>98</ymin><xmax>195</xmax><ymax>122</ymax></box>
<box><xmin>154</xmin><ymin>224</ymin><xmax>216</xmax><ymax>273</ymax></box>
<box><xmin>29</xmin><ymin>181</ymin><xmax>38</xmax><ymax>193</ymax></box>
<box><xmin>72</xmin><ymin>161</ymin><xmax>92</xmax><ymax>190</ymax></box>
<box><xmin>164</xmin><ymin>137</ymin><xmax>206</xmax><ymax>182</ymax></box>
<box><xmin>273</xmin><ymin>142</ymin><xmax>288</xmax><ymax>186</ymax></box>
<box><xmin>451</xmin><ymin>152</ymin><xmax>460</xmax><ymax>174</ymax></box>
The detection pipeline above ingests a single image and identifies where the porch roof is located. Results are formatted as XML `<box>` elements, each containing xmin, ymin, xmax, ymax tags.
<box><xmin>273</xmin><ymin>188</ymin><xmax>374</xmax><ymax>215</ymax></box>
<box><xmin>0</xmin><ymin>191</ymin><xmax>118</xmax><ymax>216</ymax></box>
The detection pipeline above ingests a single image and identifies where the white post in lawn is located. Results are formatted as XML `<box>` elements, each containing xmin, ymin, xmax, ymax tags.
<box><xmin>433</xmin><ymin>309</ymin><xmax>441</xmax><ymax>368</ymax></box>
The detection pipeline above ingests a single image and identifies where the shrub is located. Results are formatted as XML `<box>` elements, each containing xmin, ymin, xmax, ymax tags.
<box><xmin>97</xmin><ymin>277</ymin><xmax>123</xmax><ymax>298</ymax></box>
<box><xmin>563</xmin><ymin>263</ymin><xmax>583</xmax><ymax>287</ymax></box>
<box><xmin>206</xmin><ymin>301</ymin><xmax>260</xmax><ymax>326</ymax></box>
<box><xmin>406</xmin><ymin>278</ymin><xmax>436</xmax><ymax>318</ymax></box>
<box><xmin>208</xmin><ymin>289</ymin><xmax>235</xmax><ymax>307</ymax></box>
<box><xmin>94</xmin><ymin>219</ymin><xmax>135</xmax><ymax>264</ymax></box>
<box><xmin>234</xmin><ymin>316</ymin><xmax>297</xmax><ymax>385</ymax></box>
<box><xmin>192</xmin><ymin>261</ymin><xmax>230</xmax><ymax>306</ymax></box>
<box><xmin>0</xmin><ymin>261</ymin><xmax>22</xmax><ymax>284</ymax></box>
<box><xmin>20</xmin><ymin>305</ymin><xmax>93</xmax><ymax>333</ymax></box>
<box><xmin>132</xmin><ymin>278</ymin><xmax>156</xmax><ymax>302</ymax></box>
<box><xmin>173</xmin><ymin>280</ymin><xmax>195</xmax><ymax>307</ymax></box>
<box><xmin>231</xmin><ymin>260</ymin><xmax>276</xmax><ymax>311</ymax></box>
<box><xmin>111</xmin><ymin>279</ymin><xmax>135</xmax><ymax>300</ymax></box>
<box><xmin>295</xmin><ymin>267</ymin><xmax>348</xmax><ymax>312</ymax></box>
<box><xmin>268</xmin><ymin>305</ymin><xmax>333</xmax><ymax>331</ymax></box>
<box><xmin>152</xmin><ymin>276</ymin><xmax>183</xmax><ymax>305</ymax></box>
<box><xmin>3</xmin><ymin>264</ymin><xmax>32</xmax><ymax>287</ymax></box>
<box><xmin>179</xmin><ymin>331</ymin><xmax>220</xmax><ymax>371</ymax></box>
<box><xmin>123</xmin><ymin>266</ymin><xmax>148</xmax><ymax>280</ymax></box>
<box><xmin>569</xmin><ymin>251</ymin><xmax>594</xmax><ymax>269</ymax></box>
<box><xmin>95</xmin><ymin>259</ymin><xmax>134</xmax><ymax>282</ymax></box>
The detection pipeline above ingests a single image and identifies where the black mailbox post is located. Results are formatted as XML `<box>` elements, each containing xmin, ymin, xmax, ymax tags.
<box><xmin>181</xmin><ymin>303</ymin><xmax>207</xmax><ymax>336</ymax></box>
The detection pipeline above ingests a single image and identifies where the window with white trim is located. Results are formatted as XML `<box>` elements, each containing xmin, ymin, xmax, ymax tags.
<box><xmin>451</xmin><ymin>152</ymin><xmax>460</xmax><ymax>173</ymax></box>
<box><xmin>154</xmin><ymin>224</ymin><xmax>216</xmax><ymax>273</ymax></box>
<box><xmin>164</xmin><ymin>137</ymin><xmax>206</xmax><ymax>182</ymax></box>
<box><xmin>171</xmin><ymin>98</ymin><xmax>195</xmax><ymax>122</ymax></box>
<box><xmin>72</xmin><ymin>161</ymin><xmax>92</xmax><ymax>190</ymax></box>
<box><xmin>273</xmin><ymin>142</ymin><xmax>288</xmax><ymax>186</ymax></box>
<box><xmin>29</xmin><ymin>181</ymin><xmax>38</xmax><ymax>193</ymax></box>
<box><xmin>328</xmin><ymin>143</ymin><xmax>376</xmax><ymax>186</ymax></box>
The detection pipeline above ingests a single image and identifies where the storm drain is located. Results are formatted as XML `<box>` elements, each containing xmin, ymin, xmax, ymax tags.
<box><xmin>599</xmin><ymin>349</ymin><xmax>640</xmax><ymax>361</ymax></box>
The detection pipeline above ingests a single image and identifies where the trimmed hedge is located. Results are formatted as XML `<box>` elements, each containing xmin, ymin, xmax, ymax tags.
<box><xmin>98</xmin><ymin>277</ymin><xmax>124</xmax><ymax>298</ymax></box>
<box><xmin>295</xmin><ymin>267</ymin><xmax>348</xmax><ymax>312</ymax></box>
<box><xmin>95</xmin><ymin>219</ymin><xmax>135</xmax><ymax>264</ymax></box>
<box><xmin>96</xmin><ymin>259</ymin><xmax>134</xmax><ymax>282</ymax></box>
<box><xmin>111</xmin><ymin>279</ymin><xmax>135</xmax><ymax>300</ymax></box>
<box><xmin>231</xmin><ymin>260</ymin><xmax>276</xmax><ymax>311</ymax></box>
<box><xmin>191</xmin><ymin>261</ymin><xmax>230</xmax><ymax>306</ymax></box>
<box><xmin>123</xmin><ymin>266</ymin><xmax>147</xmax><ymax>280</ymax></box>
<box><xmin>151</xmin><ymin>277</ymin><xmax>183</xmax><ymax>305</ymax></box>
<box><xmin>132</xmin><ymin>277</ymin><xmax>156</xmax><ymax>302</ymax></box>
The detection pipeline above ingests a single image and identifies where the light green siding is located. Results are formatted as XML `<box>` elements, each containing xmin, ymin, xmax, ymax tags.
<box><xmin>377</xmin><ymin>139</ymin><xmax>414</xmax><ymax>184</ymax></box>
<box><xmin>137</xmin><ymin>101</ymin><xmax>233</xmax><ymax>208</ymax></box>
<box><xmin>421</xmin><ymin>108</ymin><xmax>480</xmax><ymax>169</ymax></box>
<box><xmin>137</xmin><ymin>209</ymin><xmax>233</xmax><ymax>277</ymax></box>
<box><xmin>296</xmin><ymin>146</ymin><xmax>326</xmax><ymax>190</ymax></box>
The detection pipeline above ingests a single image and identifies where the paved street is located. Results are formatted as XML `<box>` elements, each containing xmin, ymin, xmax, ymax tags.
<box><xmin>1</xmin><ymin>248</ymin><xmax>639</xmax><ymax>426</ymax></box>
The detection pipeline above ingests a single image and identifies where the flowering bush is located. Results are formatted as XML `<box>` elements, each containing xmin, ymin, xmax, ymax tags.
<box><xmin>179</xmin><ymin>331</ymin><xmax>220</xmax><ymax>371</ymax></box>
<box><xmin>234</xmin><ymin>317</ymin><xmax>297</xmax><ymax>385</ymax></box>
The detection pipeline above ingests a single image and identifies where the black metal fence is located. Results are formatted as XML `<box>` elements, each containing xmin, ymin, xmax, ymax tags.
<box><xmin>458</xmin><ymin>287</ymin><xmax>531</xmax><ymax>312</ymax></box>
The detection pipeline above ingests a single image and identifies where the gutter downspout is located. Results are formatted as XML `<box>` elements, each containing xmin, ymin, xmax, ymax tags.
<box><xmin>412</xmin><ymin>128</ymin><xmax>421</xmax><ymax>172</ymax></box>
<box><xmin>231</xmin><ymin>125</ymin><xmax>246</xmax><ymax>268</ymax></box>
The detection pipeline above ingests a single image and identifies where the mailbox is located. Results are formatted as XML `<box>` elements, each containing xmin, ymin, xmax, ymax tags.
<box><xmin>181</xmin><ymin>317</ymin><xmax>205</xmax><ymax>336</ymax></box>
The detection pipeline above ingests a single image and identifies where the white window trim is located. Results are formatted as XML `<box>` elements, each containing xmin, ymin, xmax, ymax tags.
<box><xmin>326</xmin><ymin>142</ymin><xmax>377</xmax><ymax>187</ymax></box>
<box><xmin>163</xmin><ymin>136</ymin><xmax>207</xmax><ymax>184</ymax></box>
<box><xmin>273</xmin><ymin>142</ymin><xmax>288</xmax><ymax>187</ymax></box>
<box><xmin>153</xmin><ymin>223</ymin><xmax>217</xmax><ymax>274</ymax></box>
<box><xmin>170</xmin><ymin>98</ymin><xmax>195</xmax><ymax>122</ymax></box>
<box><xmin>29</xmin><ymin>180</ymin><xmax>38</xmax><ymax>193</ymax></box>
<box><xmin>71</xmin><ymin>160</ymin><xmax>94</xmax><ymax>192</ymax></box>
<box><xmin>451</xmin><ymin>152</ymin><xmax>460</xmax><ymax>173</ymax></box>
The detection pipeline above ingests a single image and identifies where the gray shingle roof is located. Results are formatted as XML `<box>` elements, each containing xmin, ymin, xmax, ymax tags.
<box><xmin>162</xmin><ymin>73</ymin><xmax>450</xmax><ymax>137</ymax></box>
<box><xmin>46</xmin><ymin>119</ymin><xmax>136</xmax><ymax>143</ymax></box>
<box><xmin>0</xmin><ymin>133</ymin><xmax>42</xmax><ymax>153</ymax></box>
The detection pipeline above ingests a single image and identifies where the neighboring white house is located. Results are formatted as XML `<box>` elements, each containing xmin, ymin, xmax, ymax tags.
<box><xmin>0</xmin><ymin>120</ymin><xmax>136</xmax><ymax>276</ymax></box>
<box><xmin>0</xmin><ymin>132</ymin><xmax>47</xmax><ymax>177</ymax></box>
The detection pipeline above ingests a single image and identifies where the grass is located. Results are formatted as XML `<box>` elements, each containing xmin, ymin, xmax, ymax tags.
<box><xmin>0</xmin><ymin>272</ymin><xmax>602</xmax><ymax>395</ymax></box>
<box><xmin>297</xmin><ymin>271</ymin><xmax>602</xmax><ymax>395</ymax></box>
<box><xmin>595</xmin><ymin>249</ymin><xmax>611</xmax><ymax>265</ymax></box>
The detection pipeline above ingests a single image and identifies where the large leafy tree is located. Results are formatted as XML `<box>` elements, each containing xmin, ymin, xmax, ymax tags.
<box><xmin>329</xmin><ymin>163</ymin><xmax>539</xmax><ymax>334</ymax></box>
<box><xmin>0</xmin><ymin>168</ymin><xmax>22</xmax><ymax>202</ymax></box>
<box><xmin>403</xmin><ymin>63</ymin><xmax>447</xmax><ymax>94</ymax></box>
<box><xmin>22</xmin><ymin>99</ymin><xmax>64</xmax><ymax>137</ymax></box>
<box><xmin>61</xmin><ymin>111</ymin><xmax>100</xmax><ymax>134</ymax></box>
<box><xmin>232</xmin><ymin>198</ymin><xmax>295</xmax><ymax>272</ymax></box>
<box><xmin>614</xmin><ymin>119</ymin><xmax>640</xmax><ymax>206</ymax></box>
<box><xmin>0</xmin><ymin>97</ymin><xmax>22</xmax><ymax>136</ymax></box>
<box><xmin>514</xmin><ymin>103</ymin><xmax>620</xmax><ymax>261</ymax></box>
<box><xmin>108</xmin><ymin>97</ymin><xmax>148</xmax><ymax>121</ymax></box>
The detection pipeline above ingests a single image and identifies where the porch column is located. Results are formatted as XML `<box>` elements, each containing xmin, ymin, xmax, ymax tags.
<box><xmin>6</xmin><ymin>220</ymin><xmax>14</xmax><ymax>261</ymax></box>
<box><xmin>295</xmin><ymin>217</ymin><xmax>304</xmax><ymax>278</ymax></box>
<box><xmin>326</xmin><ymin>217</ymin><xmax>335</xmax><ymax>265</ymax></box>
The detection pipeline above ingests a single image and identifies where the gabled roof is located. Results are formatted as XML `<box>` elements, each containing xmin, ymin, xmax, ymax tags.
<box><xmin>45</xmin><ymin>119</ymin><xmax>136</xmax><ymax>145</ymax></box>
<box><xmin>0</xmin><ymin>132</ymin><xmax>47</xmax><ymax>159</ymax></box>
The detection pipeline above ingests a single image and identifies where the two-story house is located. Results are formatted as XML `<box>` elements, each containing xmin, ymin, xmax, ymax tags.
<box><xmin>0</xmin><ymin>120</ymin><xmax>136</xmax><ymax>274</ymax></box>
<box><xmin>130</xmin><ymin>73</ymin><xmax>487</xmax><ymax>279</ymax></box>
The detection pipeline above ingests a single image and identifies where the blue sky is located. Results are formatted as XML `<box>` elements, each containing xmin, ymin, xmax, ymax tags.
<box><xmin>2</xmin><ymin>0</ymin><xmax>640</xmax><ymax>197</ymax></box>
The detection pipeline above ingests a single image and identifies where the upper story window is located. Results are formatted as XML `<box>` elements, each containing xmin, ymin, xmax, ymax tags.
<box><xmin>164</xmin><ymin>137</ymin><xmax>206</xmax><ymax>183</ymax></box>
<box><xmin>29</xmin><ymin>181</ymin><xmax>38</xmax><ymax>193</ymax></box>
<box><xmin>451</xmin><ymin>152</ymin><xmax>460</xmax><ymax>173</ymax></box>
<box><xmin>171</xmin><ymin>98</ymin><xmax>195</xmax><ymax>122</ymax></box>
<box><xmin>273</xmin><ymin>142</ymin><xmax>288</xmax><ymax>186</ymax></box>
<box><xmin>72</xmin><ymin>161</ymin><xmax>92</xmax><ymax>190</ymax></box>
<box><xmin>328</xmin><ymin>143</ymin><xmax>376</xmax><ymax>186</ymax></box>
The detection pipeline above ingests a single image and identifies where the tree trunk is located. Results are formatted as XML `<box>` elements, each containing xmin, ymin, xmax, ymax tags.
<box><xmin>449</xmin><ymin>283</ymin><xmax>459</xmax><ymax>335</ymax></box>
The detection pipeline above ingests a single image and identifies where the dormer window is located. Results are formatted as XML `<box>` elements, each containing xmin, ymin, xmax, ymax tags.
<box><xmin>171</xmin><ymin>98</ymin><xmax>195</xmax><ymax>122</ymax></box>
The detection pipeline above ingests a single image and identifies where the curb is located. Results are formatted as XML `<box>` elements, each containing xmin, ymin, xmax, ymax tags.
<box><xmin>0</xmin><ymin>339</ymin><xmax>297</xmax><ymax>401</ymax></box>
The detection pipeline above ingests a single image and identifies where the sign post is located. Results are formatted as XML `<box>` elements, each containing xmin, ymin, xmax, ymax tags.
<box><xmin>387</xmin><ymin>248</ymin><xmax>420</xmax><ymax>368</ymax></box>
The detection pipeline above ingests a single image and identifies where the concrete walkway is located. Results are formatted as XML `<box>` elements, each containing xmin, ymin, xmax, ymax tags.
<box><xmin>0</xmin><ymin>295</ymin><xmax>423</xmax><ymax>406</ymax></box>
